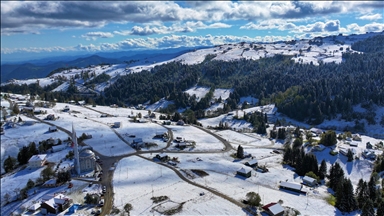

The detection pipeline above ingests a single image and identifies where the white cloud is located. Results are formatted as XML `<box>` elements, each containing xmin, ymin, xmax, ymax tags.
<box><xmin>347</xmin><ymin>22</ymin><xmax>384</xmax><ymax>34</ymax></box>
<box><xmin>240</xmin><ymin>19</ymin><xmax>341</xmax><ymax>33</ymax></box>
<box><xmin>81</xmin><ymin>31</ymin><xmax>114</xmax><ymax>40</ymax></box>
<box><xmin>357</xmin><ymin>13</ymin><xmax>383</xmax><ymax>21</ymax></box>
<box><xmin>1</xmin><ymin>1</ymin><xmax>382</xmax><ymax>35</ymax></box>
<box><xmin>114</xmin><ymin>21</ymin><xmax>232</xmax><ymax>36</ymax></box>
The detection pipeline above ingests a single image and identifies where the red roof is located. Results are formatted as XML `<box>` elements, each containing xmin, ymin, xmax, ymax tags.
<box><xmin>262</xmin><ymin>202</ymin><xmax>277</xmax><ymax>211</ymax></box>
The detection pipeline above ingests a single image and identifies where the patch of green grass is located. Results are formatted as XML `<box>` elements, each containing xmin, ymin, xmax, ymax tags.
<box><xmin>325</xmin><ymin>194</ymin><xmax>336</xmax><ymax>206</ymax></box>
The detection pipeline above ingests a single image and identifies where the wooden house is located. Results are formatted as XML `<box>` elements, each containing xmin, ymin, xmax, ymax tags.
<box><xmin>236</xmin><ymin>167</ymin><xmax>252</xmax><ymax>178</ymax></box>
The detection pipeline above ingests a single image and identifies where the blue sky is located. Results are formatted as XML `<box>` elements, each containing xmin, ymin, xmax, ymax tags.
<box><xmin>1</xmin><ymin>1</ymin><xmax>383</xmax><ymax>61</ymax></box>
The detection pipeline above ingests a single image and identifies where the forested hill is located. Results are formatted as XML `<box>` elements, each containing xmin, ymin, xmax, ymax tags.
<box><xmin>100</xmin><ymin>35</ymin><xmax>384</xmax><ymax>125</ymax></box>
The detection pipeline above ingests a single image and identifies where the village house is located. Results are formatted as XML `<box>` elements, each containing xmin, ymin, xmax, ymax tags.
<box><xmin>309</xmin><ymin>128</ymin><xmax>323</xmax><ymax>136</ymax></box>
<box><xmin>302</xmin><ymin>176</ymin><xmax>317</xmax><ymax>187</ymax></box>
<box><xmin>51</xmin><ymin>144</ymin><xmax>67</xmax><ymax>153</ymax></box>
<box><xmin>245</xmin><ymin>159</ymin><xmax>258</xmax><ymax>168</ymax></box>
<box><xmin>352</xmin><ymin>134</ymin><xmax>362</xmax><ymax>141</ymax></box>
<box><xmin>236</xmin><ymin>167</ymin><xmax>252</xmax><ymax>178</ymax></box>
<box><xmin>40</xmin><ymin>193</ymin><xmax>72</xmax><ymax>214</ymax></box>
<box><xmin>27</xmin><ymin>203</ymin><xmax>41</xmax><ymax>213</ymax></box>
<box><xmin>262</xmin><ymin>202</ymin><xmax>284</xmax><ymax>216</ymax></box>
<box><xmin>28</xmin><ymin>154</ymin><xmax>47</xmax><ymax>168</ymax></box>
<box><xmin>155</xmin><ymin>153</ymin><xmax>169</xmax><ymax>162</ymax></box>
<box><xmin>46</xmin><ymin>114</ymin><xmax>56</xmax><ymax>120</ymax></box>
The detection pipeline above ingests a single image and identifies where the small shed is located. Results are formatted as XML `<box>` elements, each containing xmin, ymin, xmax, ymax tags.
<box><xmin>362</xmin><ymin>150</ymin><xmax>376</xmax><ymax>160</ymax></box>
<box><xmin>236</xmin><ymin>167</ymin><xmax>252</xmax><ymax>178</ymax></box>
<box><xmin>302</xmin><ymin>176</ymin><xmax>317</xmax><ymax>187</ymax></box>
<box><xmin>114</xmin><ymin>122</ymin><xmax>122</xmax><ymax>128</ymax></box>
<box><xmin>49</xmin><ymin>126</ymin><xmax>58</xmax><ymax>132</ymax></box>
<box><xmin>245</xmin><ymin>159</ymin><xmax>258</xmax><ymax>168</ymax></box>
<box><xmin>262</xmin><ymin>202</ymin><xmax>284</xmax><ymax>216</ymax></box>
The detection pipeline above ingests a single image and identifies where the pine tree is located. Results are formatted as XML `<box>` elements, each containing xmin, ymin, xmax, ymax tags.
<box><xmin>361</xmin><ymin>198</ymin><xmax>375</xmax><ymax>216</ymax></box>
<box><xmin>329</xmin><ymin>162</ymin><xmax>345</xmax><ymax>191</ymax></box>
<box><xmin>377</xmin><ymin>200</ymin><xmax>384</xmax><ymax>216</ymax></box>
<box><xmin>347</xmin><ymin>149</ymin><xmax>354</xmax><ymax>162</ymax></box>
<box><xmin>319</xmin><ymin>159</ymin><xmax>327</xmax><ymax>180</ymax></box>
<box><xmin>367</xmin><ymin>176</ymin><xmax>377</xmax><ymax>203</ymax></box>
<box><xmin>336</xmin><ymin>178</ymin><xmax>357</xmax><ymax>213</ymax></box>
<box><xmin>3</xmin><ymin>156</ymin><xmax>16</xmax><ymax>173</ymax></box>
<box><xmin>237</xmin><ymin>145</ymin><xmax>244</xmax><ymax>158</ymax></box>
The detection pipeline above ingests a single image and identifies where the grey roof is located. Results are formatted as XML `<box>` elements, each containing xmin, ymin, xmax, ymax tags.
<box><xmin>280</xmin><ymin>181</ymin><xmax>302</xmax><ymax>191</ymax></box>
<box><xmin>237</xmin><ymin>167</ymin><xmax>252</xmax><ymax>174</ymax></box>
<box><xmin>269</xmin><ymin>203</ymin><xmax>284</xmax><ymax>215</ymax></box>
<box><xmin>303</xmin><ymin>176</ymin><xmax>316</xmax><ymax>183</ymax></box>
<box><xmin>246</xmin><ymin>159</ymin><xmax>258</xmax><ymax>166</ymax></box>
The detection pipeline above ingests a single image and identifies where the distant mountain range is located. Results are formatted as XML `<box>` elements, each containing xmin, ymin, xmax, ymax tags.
<box><xmin>0</xmin><ymin>47</ymin><xmax>201</xmax><ymax>82</ymax></box>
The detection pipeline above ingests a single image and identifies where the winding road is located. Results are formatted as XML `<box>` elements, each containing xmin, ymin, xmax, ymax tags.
<box><xmin>25</xmin><ymin>106</ymin><xmax>267</xmax><ymax>215</ymax></box>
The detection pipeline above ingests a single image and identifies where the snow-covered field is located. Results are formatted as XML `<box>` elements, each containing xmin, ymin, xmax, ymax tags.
<box><xmin>165</xmin><ymin>125</ymin><xmax>224</xmax><ymax>151</ymax></box>
<box><xmin>113</xmin><ymin>156</ymin><xmax>244</xmax><ymax>215</ymax></box>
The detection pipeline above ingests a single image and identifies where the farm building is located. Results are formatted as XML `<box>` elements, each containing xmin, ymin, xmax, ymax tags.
<box><xmin>245</xmin><ymin>159</ymin><xmax>258</xmax><ymax>168</ymax></box>
<box><xmin>236</xmin><ymin>167</ymin><xmax>252</xmax><ymax>178</ymax></box>
<box><xmin>362</xmin><ymin>150</ymin><xmax>376</xmax><ymax>160</ymax></box>
<box><xmin>28</xmin><ymin>154</ymin><xmax>47</xmax><ymax>168</ymax></box>
<box><xmin>49</xmin><ymin>126</ymin><xmax>58</xmax><ymax>132</ymax></box>
<box><xmin>262</xmin><ymin>202</ymin><xmax>284</xmax><ymax>216</ymax></box>
<box><xmin>51</xmin><ymin>144</ymin><xmax>67</xmax><ymax>153</ymax></box>
<box><xmin>302</xmin><ymin>176</ymin><xmax>317</xmax><ymax>187</ymax></box>
<box><xmin>43</xmin><ymin>179</ymin><xmax>58</xmax><ymax>188</ymax></box>
<box><xmin>155</xmin><ymin>153</ymin><xmax>169</xmax><ymax>161</ymax></box>
<box><xmin>279</xmin><ymin>181</ymin><xmax>307</xmax><ymax>194</ymax></box>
